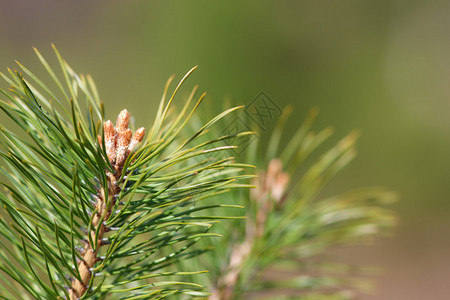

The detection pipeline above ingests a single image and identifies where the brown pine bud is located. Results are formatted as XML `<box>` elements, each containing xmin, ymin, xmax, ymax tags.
<box><xmin>272</xmin><ymin>172</ymin><xmax>290</xmax><ymax>203</ymax></box>
<box><xmin>127</xmin><ymin>127</ymin><xmax>145</xmax><ymax>156</ymax></box>
<box><xmin>115</xmin><ymin>109</ymin><xmax>130</xmax><ymax>133</ymax></box>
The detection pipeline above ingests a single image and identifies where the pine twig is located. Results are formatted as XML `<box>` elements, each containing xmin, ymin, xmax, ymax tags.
<box><xmin>69</xmin><ymin>110</ymin><xmax>144</xmax><ymax>299</ymax></box>
<box><xmin>0</xmin><ymin>47</ymin><xmax>252</xmax><ymax>299</ymax></box>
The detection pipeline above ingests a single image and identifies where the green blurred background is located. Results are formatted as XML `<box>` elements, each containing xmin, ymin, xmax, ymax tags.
<box><xmin>1</xmin><ymin>1</ymin><xmax>449</xmax><ymax>299</ymax></box>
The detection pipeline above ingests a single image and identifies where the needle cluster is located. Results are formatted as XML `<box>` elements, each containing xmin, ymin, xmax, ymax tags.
<box><xmin>0</xmin><ymin>47</ymin><xmax>252</xmax><ymax>299</ymax></box>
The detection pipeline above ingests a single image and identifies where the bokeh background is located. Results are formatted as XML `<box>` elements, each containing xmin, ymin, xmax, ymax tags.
<box><xmin>1</xmin><ymin>1</ymin><xmax>449</xmax><ymax>299</ymax></box>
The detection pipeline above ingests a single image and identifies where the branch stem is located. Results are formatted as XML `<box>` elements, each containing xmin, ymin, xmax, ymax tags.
<box><xmin>69</xmin><ymin>172</ymin><xmax>118</xmax><ymax>299</ymax></box>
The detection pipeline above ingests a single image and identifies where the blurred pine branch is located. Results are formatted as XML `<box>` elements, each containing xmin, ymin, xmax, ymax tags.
<box><xmin>176</xmin><ymin>107</ymin><xmax>397</xmax><ymax>299</ymax></box>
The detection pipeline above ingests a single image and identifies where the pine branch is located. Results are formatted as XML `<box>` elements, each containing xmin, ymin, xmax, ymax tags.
<box><xmin>0</xmin><ymin>46</ymin><xmax>251</xmax><ymax>299</ymax></box>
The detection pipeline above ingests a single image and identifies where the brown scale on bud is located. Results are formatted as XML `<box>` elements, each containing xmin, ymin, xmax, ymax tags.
<box><xmin>115</xmin><ymin>128</ymin><xmax>132</xmax><ymax>169</ymax></box>
<box><xmin>103</xmin><ymin>121</ymin><xmax>116</xmax><ymax>163</ymax></box>
<box><xmin>70</xmin><ymin>109</ymin><xmax>145</xmax><ymax>300</ymax></box>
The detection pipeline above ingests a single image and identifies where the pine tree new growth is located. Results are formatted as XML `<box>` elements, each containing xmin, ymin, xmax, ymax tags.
<box><xmin>0</xmin><ymin>46</ymin><xmax>252</xmax><ymax>299</ymax></box>
<box><xmin>70</xmin><ymin>109</ymin><xmax>145</xmax><ymax>299</ymax></box>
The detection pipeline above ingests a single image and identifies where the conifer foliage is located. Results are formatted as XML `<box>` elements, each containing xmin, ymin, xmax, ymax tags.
<box><xmin>0</xmin><ymin>46</ymin><xmax>251</xmax><ymax>299</ymax></box>
<box><xmin>0</xmin><ymin>47</ymin><xmax>395</xmax><ymax>300</ymax></box>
